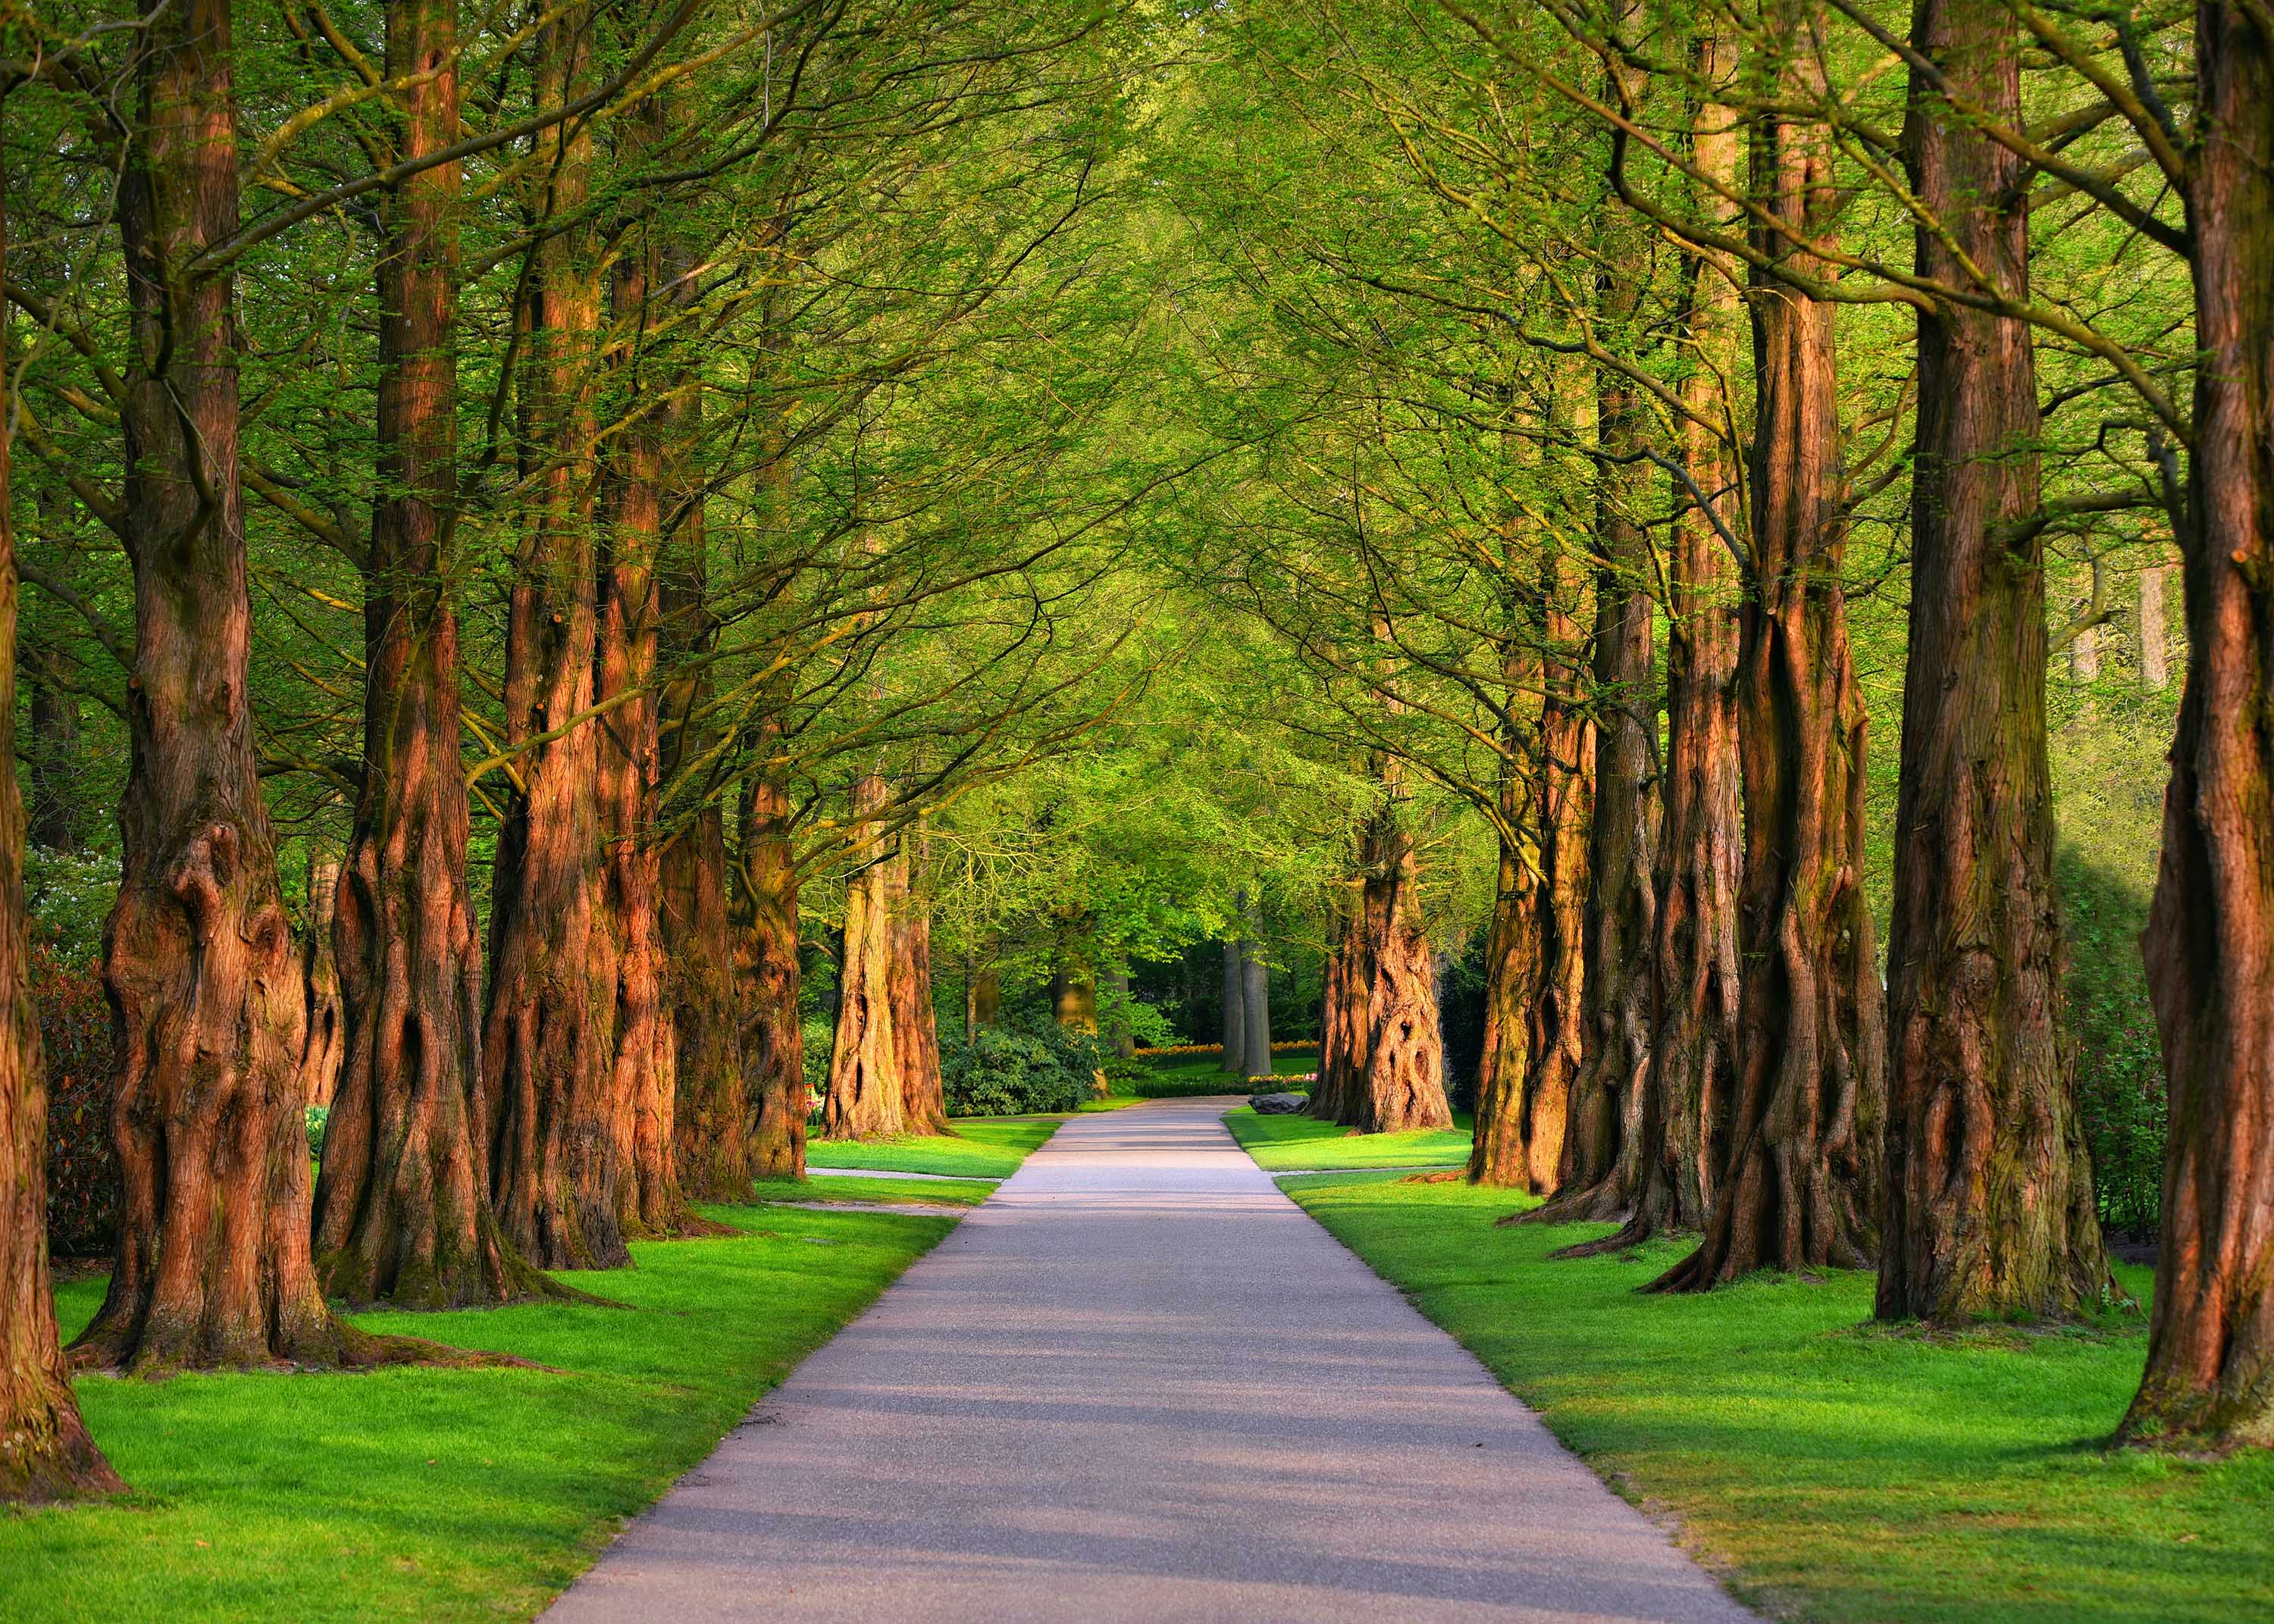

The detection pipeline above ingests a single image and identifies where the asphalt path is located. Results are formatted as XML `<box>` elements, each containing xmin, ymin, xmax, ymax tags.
<box><xmin>545</xmin><ymin>1097</ymin><xmax>1757</xmax><ymax>1623</ymax></box>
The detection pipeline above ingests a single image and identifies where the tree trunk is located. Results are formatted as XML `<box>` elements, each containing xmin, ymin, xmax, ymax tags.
<box><xmin>1352</xmin><ymin>799</ymin><xmax>1452</xmax><ymax>1134</ymax></box>
<box><xmin>1106</xmin><ymin>967</ymin><xmax>1136</xmax><ymax>1059</ymax></box>
<box><xmin>479</xmin><ymin>5</ymin><xmax>628</xmax><ymax>1271</ymax></box>
<box><xmin>2118</xmin><ymin>0</ymin><xmax>2274</xmax><ymax>1450</ymax></box>
<box><xmin>1220</xmin><ymin>928</ymin><xmax>1247</xmax><ymax>1075</ymax></box>
<box><xmin>1878</xmin><ymin>0</ymin><xmax>2110</xmax><ymax>1324</ymax></box>
<box><xmin>1611</xmin><ymin>35</ymin><xmax>1747</xmax><ymax>1248</ymax></box>
<box><xmin>2137</xmin><ymin>562</ymin><xmax>2169</xmax><ymax>691</ymax></box>
<box><xmin>1469</xmin><ymin>826</ymin><xmax>1545</xmax><ymax>1181</ymax></box>
<box><xmin>297</xmin><ymin>858</ymin><xmax>343</xmax><ymax>1109</ymax></box>
<box><xmin>0</xmin><ymin>137</ymin><xmax>121</xmax><ymax>1496</ymax></box>
<box><xmin>822</xmin><ymin>778</ymin><xmax>907</xmax><ymax>1139</ymax></box>
<box><xmin>1051</xmin><ymin>940</ymin><xmax>1109</xmax><ymax>1096</ymax></box>
<box><xmin>596</xmin><ymin>170</ymin><xmax>698</xmax><ymax>1239</ymax></box>
<box><xmin>1240</xmin><ymin>893</ymin><xmax>1273</xmax><ymax>1079</ymax></box>
<box><xmin>1311</xmin><ymin>895</ymin><xmax>1369</xmax><ymax>1120</ymax></box>
<box><xmin>314</xmin><ymin>0</ymin><xmax>548</xmax><ymax>1306</ymax></box>
<box><xmin>891</xmin><ymin>837</ymin><xmax>948</xmax><ymax>1132</ymax></box>
<box><xmin>25</xmin><ymin>649</ymin><xmax>83</xmax><ymax>854</ymax></box>
<box><xmin>1655</xmin><ymin>42</ymin><xmax>1884</xmax><ymax>1291</ymax></box>
<box><xmin>74</xmin><ymin>0</ymin><xmax>383</xmax><ymax>1370</ymax></box>
<box><xmin>735</xmin><ymin>757</ymin><xmax>805</xmax><ymax>1179</ymax></box>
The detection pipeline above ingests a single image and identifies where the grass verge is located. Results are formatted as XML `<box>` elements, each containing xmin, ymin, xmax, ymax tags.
<box><xmin>753</xmin><ymin>1174</ymin><xmax>994</xmax><ymax>1206</ymax></box>
<box><xmin>803</xmin><ymin>1113</ymin><xmax>1063</xmax><ymax>1178</ymax></box>
<box><xmin>3</xmin><ymin>1203</ymin><xmax>954</xmax><ymax>1622</ymax></box>
<box><xmin>1224</xmin><ymin>1104</ymin><xmax>1474</xmax><ymax>1171</ymax></box>
<box><xmin>1279</xmin><ymin>1171</ymin><xmax>2274</xmax><ymax>1623</ymax></box>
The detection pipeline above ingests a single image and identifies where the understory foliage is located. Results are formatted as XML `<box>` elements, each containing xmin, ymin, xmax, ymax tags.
<box><xmin>940</xmin><ymin>1015</ymin><xmax>1106</xmax><ymax>1117</ymax></box>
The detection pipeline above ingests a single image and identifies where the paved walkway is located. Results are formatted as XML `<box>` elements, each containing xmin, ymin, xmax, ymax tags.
<box><xmin>547</xmin><ymin>1100</ymin><xmax>1756</xmax><ymax>1623</ymax></box>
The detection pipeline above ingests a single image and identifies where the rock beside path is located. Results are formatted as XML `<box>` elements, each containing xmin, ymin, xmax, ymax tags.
<box><xmin>1249</xmin><ymin>1090</ymin><xmax>1308</xmax><ymax>1114</ymax></box>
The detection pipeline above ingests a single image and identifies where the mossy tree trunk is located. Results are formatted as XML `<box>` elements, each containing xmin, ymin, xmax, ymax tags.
<box><xmin>735</xmin><ymin>753</ymin><xmax>805</xmax><ymax>1179</ymax></box>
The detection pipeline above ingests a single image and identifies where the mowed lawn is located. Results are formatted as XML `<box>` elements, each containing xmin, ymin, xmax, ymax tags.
<box><xmin>1223</xmin><ymin>1103</ymin><xmax>1474</xmax><ymax>1171</ymax></box>
<box><xmin>2</xmin><ymin>1203</ymin><xmax>955</xmax><ymax>1623</ymax></box>
<box><xmin>753</xmin><ymin>1173</ymin><xmax>994</xmax><ymax>1206</ymax></box>
<box><xmin>803</xmin><ymin>1113</ymin><xmax>1064</xmax><ymax>1178</ymax></box>
<box><xmin>1282</xmin><ymin>1171</ymin><xmax>2274</xmax><ymax>1624</ymax></box>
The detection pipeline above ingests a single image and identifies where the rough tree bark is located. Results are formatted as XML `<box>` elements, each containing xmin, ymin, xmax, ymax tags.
<box><xmin>296</xmin><ymin>857</ymin><xmax>342</xmax><ymax>1109</ymax></box>
<box><xmin>0</xmin><ymin>140</ymin><xmax>122</xmax><ymax>1495</ymax></box>
<box><xmin>735</xmin><ymin>754</ymin><xmax>806</xmax><ymax>1179</ymax></box>
<box><xmin>1489</xmin><ymin>543</ymin><xmax>1593</xmax><ymax>1191</ymax></box>
<box><xmin>480</xmin><ymin>5</ymin><xmax>628</xmax><ymax>1271</ymax></box>
<box><xmin>1878</xmin><ymin>0</ymin><xmax>2111</xmax><ymax>1323</ymax></box>
<box><xmin>74</xmin><ymin>0</ymin><xmax>398</xmax><ymax>1369</ymax></box>
<box><xmin>1612</xmin><ymin>50</ymin><xmax>1747</xmax><ymax>1245</ymax></box>
<box><xmin>822</xmin><ymin>777</ymin><xmax>909</xmax><ymax>1138</ymax></box>
<box><xmin>2118</xmin><ymin>0</ymin><xmax>2274</xmax><ymax>1450</ymax></box>
<box><xmin>596</xmin><ymin>158</ymin><xmax>703</xmax><ymax>1239</ymax></box>
<box><xmin>1220</xmin><ymin>925</ymin><xmax>1247</xmax><ymax>1075</ymax></box>
<box><xmin>314</xmin><ymin>0</ymin><xmax>552</xmax><ymax>1306</ymax></box>
<box><xmin>1655</xmin><ymin>36</ymin><xmax>1884</xmax><ymax>1290</ymax></box>
<box><xmin>1352</xmin><ymin>789</ymin><xmax>1453</xmax><ymax>1134</ymax></box>
<box><xmin>1311</xmin><ymin>893</ymin><xmax>1368</xmax><ymax>1121</ymax></box>
<box><xmin>891</xmin><ymin>830</ymin><xmax>948</xmax><ymax>1132</ymax></box>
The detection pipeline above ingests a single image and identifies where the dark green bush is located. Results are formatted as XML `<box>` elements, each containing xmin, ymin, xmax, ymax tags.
<box><xmin>2059</xmin><ymin>847</ymin><xmax>2166</xmax><ymax>1237</ymax></box>
<box><xmin>941</xmin><ymin>1015</ymin><xmax>1104</xmax><ymax>1116</ymax></box>
<box><xmin>39</xmin><ymin>947</ymin><xmax>117</xmax><ymax>1256</ymax></box>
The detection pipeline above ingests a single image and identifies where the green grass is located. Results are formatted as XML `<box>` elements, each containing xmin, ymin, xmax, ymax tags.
<box><xmin>1280</xmin><ymin>1172</ymin><xmax>2274</xmax><ymax>1623</ymax></box>
<box><xmin>1223</xmin><ymin>1104</ymin><xmax>1474</xmax><ymax>1170</ymax></box>
<box><xmin>753</xmin><ymin>1174</ymin><xmax>994</xmax><ymax>1206</ymax></box>
<box><xmin>2</xmin><ymin>1203</ymin><xmax>955</xmax><ymax>1622</ymax></box>
<box><xmin>803</xmin><ymin>1113</ymin><xmax>1063</xmax><ymax>1178</ymax></box>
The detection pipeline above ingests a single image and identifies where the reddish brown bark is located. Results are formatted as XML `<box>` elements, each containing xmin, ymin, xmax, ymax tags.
<box><xmin>73</xmin><ymin>0</ymin><xmax>383</xmax><ymax>1370</ymax></box>
<box><xmin>315</xmin><ymin>0</ymin><xmax>550</xmax><ymax>1306</ymax></box>
<box><xmin>1351</xmin><ymin>796</ymin><xmax>1452</xmax><ymax>1134</ymax></box>
<box><xmin>1878</xmin><ymin>0</ymin><xmax>2110</xmax><ymax>1323</ymax></box>
<box><xmin>1469</xmin><ymin>824</ymin><xmax>1545</xmax><ymax>1182</ymax></box>
<box><xmin>735</xmin><ymin>758</ymin><xmax>806</xmax><ymax>1179</ymax></box>
<box><xmin>1311</xmin><ymin>895</ymin><xmax>1368</xmax><ymax>1121</ymax></box>
<box><xmin>2118</xmin><ymin>0</ymin><xmax>2274</xmax><ymax>1450</ymax></box>
<box><xmin>0</xmin><ymin>155</ymin><xmax>121</xmax><ymax>1496</ymax></box>
<box><xmin>1655</xmin><ymin>52</ymin><xmax>1884</xmax><ymax>1291</ymax></box>
<box><xmin>821</xmin><ymin>778</ymin><xmax>910</xmax><ymax>1138</ymax></box>
<box><xmin>597</xmin><ymin>172</ymin><xmax>705</xmax><ymax>1239</ymax></box>
<box><xmin>892</xmin><ymin>831</ymin><xmax>948</xmax><ymax>1131</ymax></box>
<box><xmin>1596</xmin><ymin>42</ymin><xmax>1746</xmax><ymax>1250</ymax></box>
<box><xmin>297</xmin><ymin>857</ymin><xmax>343</xmax><ymax>1109</ymax></box>
<box><xmin>480</xmin><ymin>7</ymin><xmax>628</xmax><ymax>1272</ymax></box>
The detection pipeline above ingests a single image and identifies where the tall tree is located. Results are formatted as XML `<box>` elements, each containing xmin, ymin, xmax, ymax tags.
<box><xmin>315</xmin><ymin>0</ymin><xmax>544</xmax><ymax>1306</ymax></box>
<box><xmin>736</xmin><ymin>749</ymin><xmax>807</xmax><ymax>1179</ymax></box>
<box><xmin>1878</xmin><ymin>0</ymin><xmax>2110</xmax><ymax>1323</ymax></box>
<box><xmin>1655</xmin><ymin>20</ymin><xmax>1884</xmax><ymax>1289</ymax></box>
<box><xmin>2120</xmin><ymin>0</ymin><xmax>2274</xmax><ymax>1450</ymax></box>
<box><xmin>74</xmin><ymin>0</ymin><xmax>383</xmax><ymax>1369</ymax></box>
<box><xmin>0</xmin><ymin>102</ymin><xmax>121</xmax><ymax>1493</ymax></box>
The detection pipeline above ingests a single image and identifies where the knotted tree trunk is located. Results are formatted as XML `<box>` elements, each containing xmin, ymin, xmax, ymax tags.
<box><xmin>314</xmin><ymin>0</ymin><xmax>553</xmax><ymax>1306</ymax></box>
<box><xmin>2119</xmin><ymin>0</ymin><xmax>2274</xmax><ymax>1450</ymax></box>
<box><xmin>0</xmin><ymin>155</ymin><xmax>121</xmax><ymax>1495</ymax></box>
<box><xmin>1878</xmin><ymin>0</ymin><xmax>2110</xmax><ymax>1324</ymax></box>
<box><xmin>822</xmin><ymin>778</ymin><xmax>912</xmax><ymax>1138</ymax></box>
<box><xmin>1655</xmin><ymin>47</ymin><xmax>1884</xmax><ymax>1290</ymax></box>
<box><xmin>1311</xmin><ymin>895</ymin><xmax>1368</xmax><ymax>1121</ymax></box>
<box><xmin>74</xmin><ymin>0</ymin><xmax>393</xmax><ymax>1370</ymax></box>
<box><xmin>480</xmin><ymin>6</ymin><xmax>628</xmax><ymax>1271</ymax></box>
<box><xmin>735</xmin><ymin>756</ymin><xmax>806</xmax><ymax>1179</ymax></box>
<box><xmin>1351</xmin><ymin>796</ymin><xmax>1452</xmax><ymax>1134</ymax></box>
<box><xmin>891</xmin><ymin>846</ymin><xmax>948</xmax><ymax>1131</ymax></box>
<box><xmin>1592</xmin><ymin>31</ymin><xmax>1746</xmax><ymax>1250</ymax></box>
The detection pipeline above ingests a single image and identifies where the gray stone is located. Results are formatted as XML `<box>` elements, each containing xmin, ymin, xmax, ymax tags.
<box><xmin>1248</xmin><ymin>1090</ymin><xmax>1310</xmax><ymax>1114</ymax></box>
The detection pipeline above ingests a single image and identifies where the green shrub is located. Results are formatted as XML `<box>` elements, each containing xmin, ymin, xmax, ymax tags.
<box><xmin>941</xmin><ymin>1015</ymin><xmax>1104</xmax><ymax>1116</ymax></box>
<box><xmin>305</xmin><ymin>1103</ymin><xmax>330</xmax><ymax>1162</ymax></box>
<box><xmin>1130</xmin><ymin>1072</ymin><xmax>1289</xmax><ymax>1099</ymax></box>
<box><xmin>38</xmin><ymin>947</ymin><xmax>117</xmax><ymax>1256</ymax></box>
<box><xmin>2059</xmin><ymin>846</ymin><xmax>2166</xmax><ymax>1236</ymax></box>
<box><xmin>27</xmin><ymin>847</ymin><xmax>117</xmax><ymax>968</ymax></box>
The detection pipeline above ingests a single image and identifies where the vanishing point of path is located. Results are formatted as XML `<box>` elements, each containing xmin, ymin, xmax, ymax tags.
<box><xmin>547</xmin><ymin>1099</ymin><xmax>1757</xmax><ymax>1623</ymax></box>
